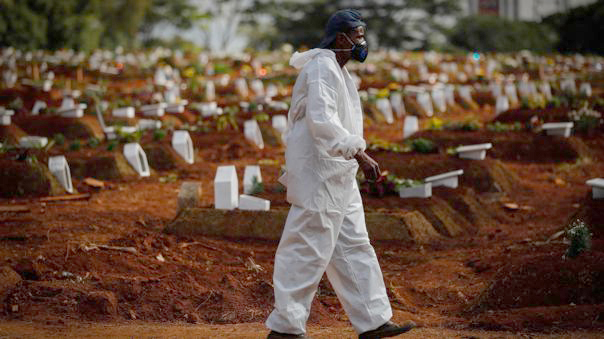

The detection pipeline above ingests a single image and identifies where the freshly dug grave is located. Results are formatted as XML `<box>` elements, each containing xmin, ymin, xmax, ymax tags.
<box><xmin>14</xmin><ymin>115</ymin><xmax>104</xmax><ymax>140</ymax></box>
<box><xmin>567</xmin><ymin>192</ymin><xmax>604</xmax><ymax>242</ymax></box>
<box><xmin>67</xmin><ymin>151</ymin><xmax>138</xmax><ymax>180</ymax></box>
<box><xmin>0</xmin><ymin>158</ymin><xmax>64</xmax><ymax>198</ymax></box>
<box><xmin>466</xmin><ymin>249</ymin><xmax>604</xmax><ymax>331</ymax></box>
<box><xmin>166</xmin><ymin>208</ymin><xmax>442</xmax><ymax>243</ymax></box>
<box><xmin>412</xmin><ymin>130</ymin><xmax>583</xmax><ymax>163</ymax></box>
<box><xmin>143</xmin><ymin>143</ymin><xmax>190</xmax><ymax>171</ymax></box>
<box><xmin>369</xmin><ymin>150</ymin><xmax>520</xmax><ymax>194</ymax></box>
<box><xmin>495</xmin><ymin>107</ymin><xmax>571</xmax><ymax>124</ymax></box>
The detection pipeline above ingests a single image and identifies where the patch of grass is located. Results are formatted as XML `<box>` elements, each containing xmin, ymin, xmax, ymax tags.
<box><xmin>69</xmin><ymin>140</ymin><xmax>82</xmax><ymax>151</ymax></box>
<box><xmin>53</xmin><ymin>133</ymin><xmax>65</xmax><ymax>146</ymax></box>
<box><xmin>565</xmin><ymin>219</ymin><xmax>592</xmax><ymax>259</ymax></box>
<box><xmin>409</xmin><ymin>138</ymin><xmax>436</xmax><ymax>153</ymax></box>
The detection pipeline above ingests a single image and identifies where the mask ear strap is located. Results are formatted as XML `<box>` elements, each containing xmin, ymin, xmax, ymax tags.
<box><xmin>330</xmin><ymin>33</ymin><xmax>354</xmax><ymax>52</ymax></box>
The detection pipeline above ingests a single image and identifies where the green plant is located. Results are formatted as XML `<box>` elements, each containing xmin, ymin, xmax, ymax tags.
<box><xmin>358</xmin><ymin>172</ymin><xmax>422</xmax><ymax>198</ymax></box>
<box><xmin>117</xmin><ymin>129</ymin><xmax>142</xmax><ymax>143</ymax></box>
<box><xmin>409</xmin><ymin>138</ymin><xmax>436</xmax><ymax>153</ymax></box>
<box><xmin>568</xmin><ymin>104</ymin><xmax>603</xmax><ymax>134</ymax></box>
<box><xmin>153</xmin><ymin>129</ymin><xmax>167</xmax><ymax>141</ymax></box>
<box><xmin>87</xmin><ymin>137</ymin><xmax>100</xmax><ymax>148</ymax></box>
<box><xmin>565</xmin><ymin>219</ymin><xmax>592</xmax><ymax>258</ymax></box>
<box><xmin>215</xmin><ymin>112</ymin><xmax>238</xmax><ymax>131</ymax></box>
<box><xmin>53</xmin><ymin>133</ymin><xmax>65</xmax><ymax>146</ymax></box>
<box><xmin>69</xmin><ymin>140</ymin><xmax>81</xmax><ymax>151</ymax></box>
<box><xmin>107</xmin><ymin>140</ymin><xmax>118</xmax><ymax>151</ymax></box>
<box><xmin>367</xmin><ymin>138</ymin><xmax>409</xmax><ymax>153</ymax></box>
<box><xmin>486</xmin><ymin>121</ymin><xmax>523</xmax><ymax>132</ymax></box>
<box><xmin>253</xmin><ymin>113</ymin><xmax>270</xmax><ymax>122</ymax></box>
<box><xmin>248</xmin><ymin>176</ymin><xmax>265</xmax><ymax>195</ymax></box>
<box><xmin>8</xmin><ymin>97</ymin><xmax>24</xmax><ymax>111</ymax></box>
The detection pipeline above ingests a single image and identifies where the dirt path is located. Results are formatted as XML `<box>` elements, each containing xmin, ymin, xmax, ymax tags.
<box><xmin>2</xmin><ymin>321</ymin><xmax>604</xmax><ymax>338</ymax></box>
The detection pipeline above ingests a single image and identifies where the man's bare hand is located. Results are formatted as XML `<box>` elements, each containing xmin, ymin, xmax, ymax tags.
<box><xmin>354</xmin><ymin>151</ymin><xmax>381</xmax><ymax>181</ymax></box>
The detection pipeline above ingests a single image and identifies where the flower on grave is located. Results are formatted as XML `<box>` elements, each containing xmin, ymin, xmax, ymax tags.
<box><xmin>564</xmin><ymin>219</ymin><xmax>592</xmax><ymax>259</ymax></box>
<box><xmin>568</xmin><ymin>104</ymin><xmax>602</xmax><ymax>133</ymax></box>
<box><xmin>427</xmin><ymin>117</ymin><xmax>444</xmax><ymax>131</ymax></box>
<box><xmin>388</xmin><ymin>83</ymin><xmax>402</xmax><ymax>91</ymax></box>
<box><xmin>183</xmin><ymin>67</ymin><xmax>196</xmax><ymax>78</ymax></box>
<box><xmin>376</xmin><ymin>88</ymin><xmax>390</xmax><ymax>99</ymax></box>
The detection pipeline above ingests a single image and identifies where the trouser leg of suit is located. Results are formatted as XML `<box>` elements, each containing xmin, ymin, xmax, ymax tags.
<box><xmin>265</xmin><ymin>188</ymin><xmax>392</xmax><ymax>335</ymax></box>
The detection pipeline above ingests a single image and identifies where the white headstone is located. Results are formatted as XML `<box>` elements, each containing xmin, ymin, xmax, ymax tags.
<box><xmin>398</xmin><ymin>182</ymin><xmax>432</xmax><ymax>199</ymax></box>
<box><xmin>266</xmin><ymin>84</ymin><xmax>279</xmax><ymax>99</ymax></box>
<box><xmin>244</xmin><ymin>119</ymin><xmax>264</xmax><ymax>149</ymax></box>
<box><xmin>205</xmin><ymin>80</ymin><xmax>216</xmax><ymax>101</ymax></box>
<box><xmin>580</xmin><ymin>83</ymin><xmax>592</xmax><ymax>97</ymax></box>
<box><xmin>140</xmin><ymin>103</ymin><xmax>167</xmax><ymax>117</ymax></box>
<box><xmin>490</xmin><ymin>83</ymin><xmax>502</xmax><ymax>98</ymax></box>
<box><xmin>123</xmin><ymin>143</ymin><xmax>150</xmax><ymax>177</ymax></box>
<box><xmin>199</xmin><ymin>102</ymin><xmax>220</xmax><ymax>117</ymax></box>
<box><xmin>561</xmin><ymin>78</ymin><xmax>576</xmax><ymax>94</ymax></box>
<box><xmin>390</xmin><ymin>92</ymin><xmax>405</xmax><ymax>117</ymax></box>
<box><xmin>403</xmin><ymin>115</ymin><xmax>419</xmax><ymax>139</ymax></box>
<box><xmin>444</xmin><ymin>85</ymin><xmax>455</xmax><ymax>106</ymax></box>
<box><xmin>42</xmin><ymin>79</ymin><xmax>52</xmax><ymax>92</ymax></box>
<box><xmin>32</xmin><ymin>100</ymin><xmax>47</xmax><ymax>115</ymax></box>
<box><xmin>243</xmin><ymin>165</ymin><xmax>262</xmax><ymax>194</ymax></box>
<box><xmin>272</xmin><ymin>115</ymin><xmax>287</xmax><ymax>135</ymax></box>
<box><xmin>112</xmin><ymin>107</ymin><xmax>135</xmax><ymax>118</ymax></box>
<box><xmin>58</xmin><ymin>97</ymin><xmax>86</xmax><ymax>118</ymax></box>
<box><xmin>424</xmin><ymin>169</ymin><xmax>464</xmax><ymax>189</ymax></box>
<box><xmin>542</xmin><ymin>122</ymin><xmax>573</xmax><ymax>138</ymax></box>
<box><xmin>166</xmin><ymin>100</ymin><xmax>188</xmax><ymax>114</ymax></box>
<box><xmin>214</xmin><ymin>165</ymin><xmax>238</xmax><ymax>210</ymax></box>
<box><xmin>235</xmin><ymin>78</ymin><xmax>249</xmax><ymax>98</ymax></box>
<box><xmin>0</xmin><ymin>107</ymin><xmax>14</xmax><ymax>126</ymax></box>
<box><xmin>495</xmin><ymin>96</ymin><xmax>510</xmax><ymax>115</ymax></box>
<box><xmin>238</xmin><ymin>194</ymin><xmax>270</xmax><ymax>211</ymax></box>
<box><xmin>586</xmin><ymin>178</ymin><xmax>604</xmax><ymax>199</ymax></box>
<box><xmin>458</xmin><ymin>86</ymin><xmax>473</xmax><ymax>102</ymax></box>
<box><xmin>376</xmin><ymin>98</ymin><xmax>394</xmax><ymax>124</ymax></box>
<box><xmin>417</xmin><ymin>92</ymin><xmax>434</xmax><ymax>117</ymax></box>
<box><xmin>172</xmin><ymin>130</ymin><xmax>194</xmax><ymax>164</ymax></box>
<box><xmin>540</xmin><ymin>82</ymin><xmax>552</xmax><ymax>100</ymax></box>
<box><xmin>19</xmin><ymin>136</ymin><xmax>48</xmax><ymax>148</ymax></box>
<box><xmin>504</xmin><ymin>83</ymin><xmax>518</xmax><ymax>104</ymax></box>
<box><xmin>48</xmin><ymin>155</ymin><xmax>73</xmax><ymax>193</ymax></box>
<box><xmin>137</xmin><ymin>119</ymin><xmax>162</xmax><ymax>131</ymax></box>
<box><xmin>250</xmin><ymin>79</ymin><xmax>265</xmax><ymax>97</ymax></box>
<box><xmin>456</xmin><ymin>143</ymin><xmax>493</xmax><ymax>160</ymax></box>
<box><xmin>431</xmin><ymin>88</ymin><xmax>447</xmax><ymax>113</ymax></box>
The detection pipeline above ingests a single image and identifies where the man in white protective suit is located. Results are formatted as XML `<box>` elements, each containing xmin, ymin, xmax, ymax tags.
<box><xmin>265</xmin><ymin>9</ymin><xmax>416</xmax><ymax>339</ymax></box>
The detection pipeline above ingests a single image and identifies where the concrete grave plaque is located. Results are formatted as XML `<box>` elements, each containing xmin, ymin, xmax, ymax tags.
<box><xmin>235</xmin><ymin>78</ymin><xmax>249</xmax><ymax>98</ymax></box>
<box><xmin>123</xmin><ymin>143</ymin><xmax>150</xmax><ymax>177</ymax></box>
<box><xmin>266</xmin><ymin>84</ymin><xmax>279</xmax><ymax>99</ymax></box>
<box><xmin>214</xmin><ymin>165</ymin><xmax>238</xmax><ymax>210</ymax></box>
<box><xmin>580</xmin><ymin>83</ymin><xmax>592</xmax><ymax>97</ymax></box>
<box><xmin>458</xmin><ymin>86</ymin><xmax>473</xmax><ymax>102</ymax></box>
<box><xmin>137</xmin><ymin>119</ymin><xmax>162</xmax><ymax>131</ymax></box>
<box><xmin>542</xmin><ymin>122</ymin><xmax>573</xmax><ymax>138</ymax></box>
<box><xmin>272</xmin><ymin>115</ymin><xmax>287</xmax><ymax>135</ymax></box>
<box><xmin>0</xmin><ymin>107</ymin><xmax>14</xmax><ymax>126</ymax></box>
<box><xmin>561</xmin><ymin>78</ymin><xmax>576</xmax><ymax>94</ymax></box>
<box><xmin>417</xmin><ymin>92</ymin><xmax>434</xmax><ymax>117</ymax></box>
<box><xmin>58</xmin><ymin>97</ymin><xmax>86</xmax><ymax>118</ymax></box>
<box><xmin>239</xmin><ymin>194</ymin><xmax>270</xmax><ymax>211</ymax></box>
<box><xmin>244</xmin><ymin>119</ymin><xmax>264</xmax><ymax>149</ymax></box>
<box><xmin>250</xmin><ymin>79</ymin><xmax>265</xmax><ymax>97</ymax></box>
<box><xmin>199</xmin><ymin>102</ymin><xmax>220</xmax><ymax>117</ymax></box>
<box><xmin>398</xmin><ymin>182</ymin><xmax>432</xmax><ymax>199</ymax></box>
<box><xmin>456</xmin><ymin>143</ymin><xmax>493</xmax><ymax>160</ymax></box>
<box><xmin>48</xmin><ymin>155</ymin><xmax>73</xmax><ymax>193</ymax></box>
<box><xmin>376</xmin><ymin>98</ymin><xmax>394</xmax><ymax>124</ymax></box>
<box><xmin>141</xmin><ymin>103</ymin><xmax>167</xmax><ymax>117</ymax></box>
<box><xmin>112</xmin><ymin>107</ymin><xmax>135</xmax><ymax>118</ymax></box>
<box><xmin>166</xmin><ymin>100</ymin><xmax>188</xmax><ymax>114</ymax></box>
<box><xmin>403</xmin><ymin>115</ymin><xmax>419</xmax><ymax>139</ymax></box>
<box><xmin>586</xmin><ymin>178</ymin><xmax>604</xmax><ymax>199</ymax></box>
<box><xmin>19</xmin><ymin>136</ymin><xmax>48</xmax><ymax>148</ymax></box>
<box><xmin>243</xmin><ymin>165</ymin><xmax>262</xmax><ymax>194</ymax></box>
<box><xmin>424</xmin><ymin>169</ymin><xmax>464</xmax><ymax>189</ymax></box>
<box><xmin>172</xmin><ymin>130</ymin><xmax>194</xmax><ymax>164</ymax></box>
<box><xmin>205</xmin><ymin>80</ymin><xmax>215</xmax><ymax>101</ymax></box>
<box><xmin>431</xmin><ymin>88</ymin><xmax>446</xmax><ymax>113</ymax></box>
<box><xmin>32</xmin><ymin>100</ymin><xmax>47</xmax><ymax>115</ymax></box>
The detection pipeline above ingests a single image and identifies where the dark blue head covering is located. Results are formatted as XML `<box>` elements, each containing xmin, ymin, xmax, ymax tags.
<box><xmin>317</xmin><ymin>9</ymin><xmax>366</xmax><ymax>49</ymax></box>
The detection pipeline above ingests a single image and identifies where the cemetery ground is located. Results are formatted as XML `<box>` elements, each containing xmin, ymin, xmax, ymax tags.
<box><xmin>1</xmin><ymin>106</ymin><xmax>604</xmax><ymax>338</ymax></box>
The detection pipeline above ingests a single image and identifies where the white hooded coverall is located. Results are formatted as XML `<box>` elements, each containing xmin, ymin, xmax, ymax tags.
<box><xmin>265</xmin><ymin>49</ymin><xmax>392</xmax><ymax>335</ymax></box>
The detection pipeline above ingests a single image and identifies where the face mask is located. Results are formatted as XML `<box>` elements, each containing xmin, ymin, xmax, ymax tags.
<box><xmin>332</xmin><ymin>33</ymin><xmax>369</xmax><ymax>63</ymax></box>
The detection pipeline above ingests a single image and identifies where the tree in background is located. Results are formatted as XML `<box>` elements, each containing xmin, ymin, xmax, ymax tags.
<box><xmin>0</xmin><ymin>0</ymin><xmax>198</xmax><ymax>51</ymax></box>
<box><xmin>448</xmin><ymin>15</ymin><xmax>558</xmax><ymax>53</ymax></box>
<box><xmin>544</xmin><ymin>0</ymin><xmax>604</xmax><ymax>55</ymax></box>
<box><xmin>242</xmin><ymin>0</ymin><xmax>460</xmax><ymax>50</ymax></box>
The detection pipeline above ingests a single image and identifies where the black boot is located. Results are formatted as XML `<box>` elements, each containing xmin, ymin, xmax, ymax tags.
<box><xmin>358</xmin><ymin>320</ymin><xmax>416</xmax><ymax>339</ymax></box>
<box><xmin>267</xmin><ymin>330</ymin><xmax>309</xmax><ymax>339</ymax></box>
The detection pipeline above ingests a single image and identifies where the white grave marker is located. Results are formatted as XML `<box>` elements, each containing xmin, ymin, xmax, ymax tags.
<box><xmin>431</xmin><ymin>88</ymin><xmax>447</xmax><ymax>113</ymax></box>
<box><xmin>250</xmin><ymin>79</ymin><xmax>265</xmax><ymax>97</ymax></box>
<box><xmin>141</xmin><ymin>103</ymin><xmax>166</xmax><ymax>117</ymax></box>
<box><xmin>504</xmin><ymin>83</ymin><xmax>518</xmax><ymax>104</ymax></box>
<box><xmin>376</xmin><ymin>98</ymin><xmax>394</xmax><ymax>124</ymax></box>
<box><xmin>403</xmin><ymin>115</ymin><xmax>419</xmax><ymax>139</ymax></box>
<box><xmin>48</xmin><ymin>155</ymin><xmax>73</xmax><ymax>193</ymax></box>
<box><xmin>390</xmin><ymin>92</ymin><xmax>405</xmax><ymax>117</ymax></box>
<box><xmin>586</xmin><ymin>178</ymin><xmax>604</xmax><ymax>199</ymax></box>
<box><xmin>32</xmin><ymin>101</ymin><xmax>46</xmax><ymax>115</ymax></box>
<box><xmin>458</xmin><ymin>86</ymin><xmax>473</xmax><ymax>102</ymax></box>
<box><xmin>166</xmin><ymin>100</ymin><xmax>188</xmax><ymax>114</ymax></box>
<box><xmin>172</xmin><ymin>130</ymin><xmax>194</xmax><ymax>164</ymax></box>
<box><xmin>398</xmin><ymin>182</ymin><xmax>432</xmax><ymax>199</ymax></box>
<box><xmin>417</xmin><ymin>92</ymin><xmax>434</xmax><ymax>117</ymax></box>
<box><xmin>214</xmin><ymin>165</ymin><xmax>238</xmax><ymax>210</ymax></box>
<box><xmin>456</xmin><ymin>143</ymin><xmax>492</xmax><ymax>160</ymax></box>
<box><xmin>19</xmin><ymin>136</ymin><xmax>48</xmax><ymax>148</ymax></box>
<box><xmin>424</xmin><ymin>169</ymin><xmax>464</xmax><ymax>189</ymax></box>
<box><xmin>235</xmin><ymin>78</ymin><xmax>249</xmax><ymax>98</ymax></box>
<box><xmin>112</xmin><ymin>107</ymin><xmax>135</xmax><ymax>118</ymax></box>
<box><xmin>123</xmin><ymin>143</ymin><xmax>150</xmax><ymax>177</ymax></box>
<box><xmin>540</xmin><ymin>82</ymin><xmax>552</xmax><ymax>100</ymax></box>
<box><xmin>272</xmin><ymin>115</ymin><xmax>287</xmax><ymax>135</ymax></box>
<box><xmin>580</xmin><ymin>83</ymin><xmax>592</xmax><ymax>97</ymax></box>
<box><xmin>266</xmin><ymin>84</ymin><xmax>279</xmax><ymax>99</ymax></box>
<box><xmin>495</xmin><ymin>96</ymin><xmax>510</xmax><ymax>115</ymax></box>
<box><xmin>444</xmin><ymin>85</ymin><xmax>455</xmax><ymax>106</ymax></box>
<box><xmin>561</xmin><ymin>78</ymin><xmax>577</xmax><ymax>94</ymax></box>
<box><xmin>199</xmin><ymin>102</ymin><xmax>220</xmax><ymax>117</ymax></box>
<box><xmin>0</xmin><ymin>107</ymin><xmax>14</xmax><ymax>126</ymax></box>
<box><xmin>542</xmin><ymin>122</ymin><xmax>573</xmax><ymax>138</ymax></box>
<box><xmin>58</xmin><ymin>97</ymin><xmax>86</xmax><ymax>118</ymax></box>
<box><xmin>244</xmin><ymin>119</ymin><xmax>264</xmax><ymax>149</ymax></box>
<box><xmin>243</xmin><ymin>165</ymin><xmax>262</xmax><ymax>194</ymax></box>
<box><xmin>137</xmin><ymin>119</ymin><xmax>162</xmax><ymax>131</ymax></box>
<box><xmin>239</xmin><ymin>194</ymin><xmax>270</xmax><ymax>211</ymax></box>
<box><xmin>205</xmin><ymin>80</ymin><xmax>216</xmax><ymax>101</ymax></box>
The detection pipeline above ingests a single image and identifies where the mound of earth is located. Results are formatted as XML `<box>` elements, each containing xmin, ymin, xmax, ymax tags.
<box><xmin>369</xmin><ymin>151</ymin><xmax>519</xmax><ymax>194</ymax></box>
<box><xmin>67</xmin><ymin>151</ymin><xmax>138</xmax><ymax>180</ymax></box>
<box><xmin>413</xmin><ymin>130</ymin><xmax>583</xmax><ymax>163</ymax></box>
<box><xmin>468</xmin><ymin>250</ymin><xmax>604</xmax><ymax>313</ymax></box>
<box><xmin>0</xmin><ymin>157</ymin><xmax>64</xmax><ymax>198</ymax></box>
<box><xmin>14</xmin><ymin>115</ymin><xmax>104</xmax><ymax>140</ymax></box>
<box><xmin>143</xmin><ymin>143</ymin><xmax>190</xmax><ymax>171</ymax></box>
<box><xmin>495</xmin><ymin>107</ymin><xmax>571</xmax><ymax>124</ymax></box>
<box><xmin>0</xmin><ymin>124</ymin><xmax>27</xmax><ymax>145</ymax></box>
<box><xmin>567</xmin><ymin>192</ymin><xmax>604</xmax><ymax>242</ymax></box>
